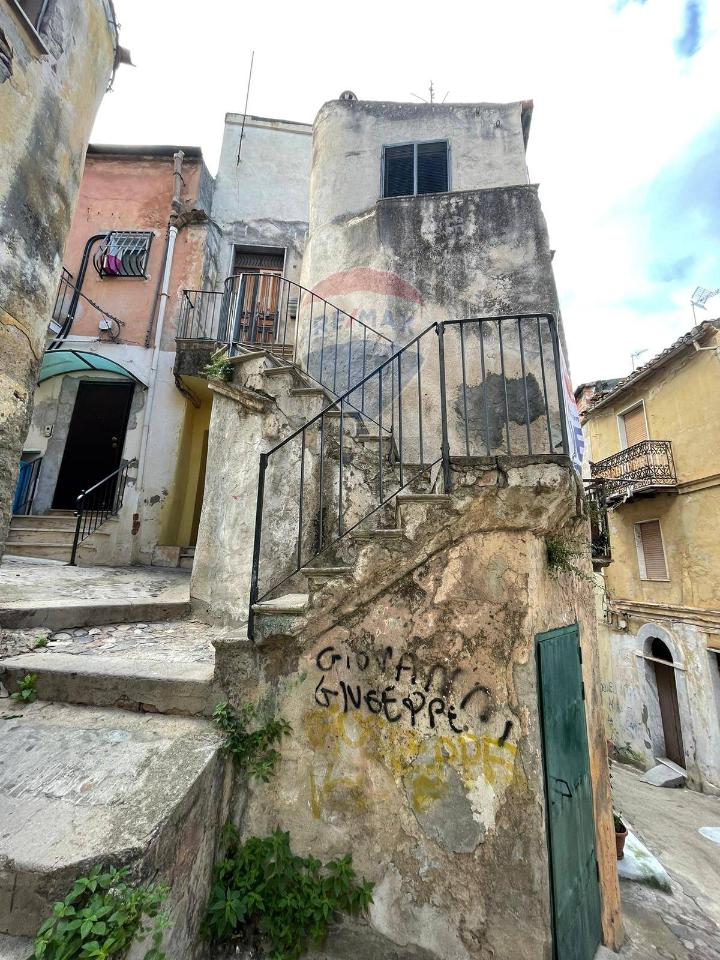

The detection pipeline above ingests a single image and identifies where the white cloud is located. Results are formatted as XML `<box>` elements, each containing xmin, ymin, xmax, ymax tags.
<box><xmin>94</xmin><ymin>0</ymin><xmax>720</xmax><ymax>383</ymax></box>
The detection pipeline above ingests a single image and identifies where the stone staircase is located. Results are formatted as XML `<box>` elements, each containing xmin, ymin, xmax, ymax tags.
<box><xmin>5</xmin><ymin>512</ymin><xmax>116</xmax><ymax>564</ymax></box>
<box><xmin>0</xmin><ymin>612</ymin><xmax>228</xmax><ymax>959</ymax></box>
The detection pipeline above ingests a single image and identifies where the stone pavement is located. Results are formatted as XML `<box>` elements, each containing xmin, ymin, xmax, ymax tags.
<box><xmin>0</xmin><ymin>556</ymin><xmax>191</xmax><ymax>630</ymax></box>
<box><xmin>612</xmin><ymin>765</ymin><xmax>720</xmax><ymax>958</ymax></box>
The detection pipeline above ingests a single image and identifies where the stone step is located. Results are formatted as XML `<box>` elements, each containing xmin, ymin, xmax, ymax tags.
<box><xmin>6</xmin><ymin>528</ymin><xmax>75</xmax><ymax>546</ymax></box>
<box><xmin>0</xmin><ymin>934</ymin><xmax>31</xmax><ymax>960</ymax></box>
<box><xmin>0</xmin><ymin>597</ymin><xmax>191</xmax><ymax>630</ymax></box>
<box><xmin>252</xmin><ymin>593</ymin><xmax>309</xmax><ymax>616</ymax></box>
<box><xmin>1</xmin><ymin>652</ymin><xmax>218</xmax><ymax>717</ymax></box>
<box><xmin>3</xmin><ymin>543</ymin><xmax>71</xmax><ymax>561</ymax></box>
<box><xmin>0</xmin><ymin>702</ymin><xmax>226</xmax><ymax>948</ymax></box>
<box><xmin>349</xmin><ymin>527</ymin><xmax>405</xmax><ymax>542</ymax></box>
<box><xmin>303</xmin><ymin>565</ymin><xmax>354</xmax><ymax>579</ymax></box>
<box><xmin>10</xmin><ymin>515</ymin><xmax>77</xmax><ymax>531</ymax></box>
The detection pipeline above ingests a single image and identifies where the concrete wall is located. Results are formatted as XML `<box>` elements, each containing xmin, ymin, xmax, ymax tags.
<box><xmin>216</xmin><ymin>462</ymin><xmax>621</xmax><ymax>957</ymax></box>
<box><xmin>585</xmin><ymin>328</ymin><xmax>720</xmax><ymax>791</ymax></box>
<box><xmin>210</xmin><ymin>114</ymin><xmax>313</xmax><ymax>287</ymax></box>
<box><xmin>18</xmin><ymin>149</ymin><xmax>213</xmax><ymax>563</ymax></box>
<box><xmin>310</xmin><ymin>99</ymin><xmax>530</xmax><ymax>231</ymax></box>
<box><xmin>0</xmin><ymin>0</ymin><xmax>117</xmax><ymax>556</ymax></box>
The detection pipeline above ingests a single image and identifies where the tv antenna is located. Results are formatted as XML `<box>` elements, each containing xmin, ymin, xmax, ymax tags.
<box><xmin>410</xmin><ymin>82</ymin><xmax>449</xmax><ymax>104</ymax></box>
<box><xmin>631</xmin><ymin>349</ymin><xmax>647</xmax><ymax>371</ymax></box>
<box><xmin>236</xmin><ymin>50</ymin><xmax>255</xmax><ymax>166</ymax></box>
<box><xmin>691</xmin><ymin>285</ymin><xmax>719</xmax><ymax>322</ymax></box>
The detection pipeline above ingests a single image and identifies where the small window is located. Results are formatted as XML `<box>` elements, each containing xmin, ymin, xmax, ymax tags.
<box><xmin>620</xmin><ymin>403</ymin><xmax>648</xmax><ymax>448</ymax></box>
<box><xmin>93</xmin><ymin>232</ymin><xmax>153</xmax><ymax>279</ymax></box>
<box><xmin>634</xmin><ymin>520</ymin><xmax>668</xmax><ymax>581</ymax></box>
<box><xmin>382</xmin><ymin>140</ymin><xmax>449</xmax><ymax>198</ymax></box>
<box><xmin>14</xmin><ymin>0</ymin><xmax>49</xmax><ymax>29</ymax></box>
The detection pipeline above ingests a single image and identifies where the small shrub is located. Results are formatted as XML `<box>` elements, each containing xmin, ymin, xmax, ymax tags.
<box><xmin>546</xmin><ymin>534</ymin><xmax>593</xmax><ymax>583</ymax></box>
<box><xmin>203</xmin><ymin>827</ymin><xmax>373</xmax><ymax>960</ymax></box>
<box><xmin>33</xmin><ymin>865</ymin><xmax>168</xmax><ymax>960</ymax></box>
<box><xmin>35</xmin><ymin>635</ymin><xmax>49</xmax><ymax>648</ymax></box>
<box><xmin>203</xmin><ymin>355</ymin><xmax>233</xmax><ymax>382</ymax></box>
<box><xmin>11</xmin><ymin>673</ymin><xmax>38</xmax><ymax>704</ymax></box>
<box><xmin>212</xmin><ymin>701</ymin><xmax>291</xmax><ymax>782</ymax></box>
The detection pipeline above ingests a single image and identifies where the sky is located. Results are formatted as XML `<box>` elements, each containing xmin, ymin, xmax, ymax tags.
<box><xmin>92</xmin><ymin>0</ymin><xmax>720</xmax><ymax>385</ymax></box>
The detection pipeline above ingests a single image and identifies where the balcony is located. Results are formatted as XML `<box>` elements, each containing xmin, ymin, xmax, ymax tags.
<box><xmin>584</xmin><ymin>480</ymin><xmax>611</xmax><ymax>566</ymax></box>
<box><xmin>590</xmin><ymin>440</ymin><xmax>677</xmax><ymax>503</ymax></box>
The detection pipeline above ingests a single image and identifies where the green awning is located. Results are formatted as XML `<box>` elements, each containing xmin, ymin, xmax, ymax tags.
<box><xmin>38</xmin><ymin>350</ymin><xmax>146</xmax><ymax>386</ymax></box>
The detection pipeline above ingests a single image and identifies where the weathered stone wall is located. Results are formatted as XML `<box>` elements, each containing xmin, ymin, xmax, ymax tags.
<box><xmin>215</xmin><ymin>461</ymin><xmax>621</xmax><ymax>957</ymax></box>
<box><xmin>0</xmin><ymin>0</ymin><xmax>116</xmax><ymax>555</ymax></box>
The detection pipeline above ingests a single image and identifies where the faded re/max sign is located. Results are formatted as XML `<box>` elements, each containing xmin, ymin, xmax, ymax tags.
<box><xmin>312</xmin><ymin>643</ymin><xmax>493</xmax><ymax>735</ymax></box>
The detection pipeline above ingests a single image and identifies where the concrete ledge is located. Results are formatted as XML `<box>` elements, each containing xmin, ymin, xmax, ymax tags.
<box><xmin>1</xmin><ymin>652</ymin><xmax>218</xmax><ymax>717</ymax></box>
<box><xmin>0</xmin><ymin>934</ymin><xmax>32</xmax><ymax>960</ymax></box>
<box><xmin>0</xmin><ymin>599</ymin><xmax>190</xmax><ymax>630</ymax></box>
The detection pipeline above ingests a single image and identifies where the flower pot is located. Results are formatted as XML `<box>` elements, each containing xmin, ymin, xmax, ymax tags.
<box><xmin>615</xmin><ymin>828</ymin><xmax>628</xmax><ymax>860</ymax></box>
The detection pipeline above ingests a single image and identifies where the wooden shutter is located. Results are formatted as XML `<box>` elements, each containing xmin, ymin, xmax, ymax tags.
<box><xmin>636</xmin><ymin>521</ymin><xmax>668</xmax><ymax>580</ymax></box>
<box><xmin>622</xmin><ymin>405</ymin><xmax>647</xmax><ymax>447</ymax></box>
<box><xmin>233</xmin><ymin>251</ymin><xmax>284</xmax><ymax>272</ymax></box>
<box><xmin>383</xmin><ymin>144</ymin><xmax>414</xmax><ymax>197</ymax></box>
<box><xmin>417</xmin><ymin>141</ymin><xmax>448</xmax><ymax>194</ymax></box>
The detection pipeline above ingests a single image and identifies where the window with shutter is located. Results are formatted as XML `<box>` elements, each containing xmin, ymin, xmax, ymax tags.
<box><xmin>382</xmin><ymin>141</ymin><xmax>449</xmax><ymax>198</ymax></box>
<box><xmin>634</xmin><ymin>520</ymin><xmax>668</xmax><ymax>580</ymax></box>
<box><xmin>621</xmin><ymin>404</ymin><xmax>648</xmax><ymax>448</ymax></box>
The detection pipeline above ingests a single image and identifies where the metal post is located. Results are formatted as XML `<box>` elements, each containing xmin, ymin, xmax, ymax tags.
<box><xmin>247</xmin><ymin>453</ymin><xmax>267</xmax><ymax>641</ymax></box>
<box><xmin>69</xmin><ymin>493</ymin><xmax>84</xmax><ymax>566</ymax></box>
<box><xmin>437</xmin><ymin>323</ymin><xmax>452</xmax><ymax>492</ymax></box>
<box><xmin>549</xmin><ymin>316</ymin><xmax>570</xmax><ymax>457</ymax></box>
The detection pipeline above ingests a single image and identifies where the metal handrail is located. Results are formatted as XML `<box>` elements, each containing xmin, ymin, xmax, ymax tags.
<box><xmin>248</xmin><ymin>313</ymin><xmax>568</xmax><ymax>637</ymax></box>
<box><xmin>177</xmin><ymin>273</ymin><xmax>396</xmax><ymax>411</ymax></box>
<box><xmin>69</xmin><ymin>460</ymin><xmax>132</xmax><ymax>565</ymax></box>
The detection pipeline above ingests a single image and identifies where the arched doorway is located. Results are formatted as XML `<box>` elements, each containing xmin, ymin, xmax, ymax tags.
<box><xmin>650</xmin><ymin>637</ymin><xmax>685</xmax><ymax>768</ymax></box>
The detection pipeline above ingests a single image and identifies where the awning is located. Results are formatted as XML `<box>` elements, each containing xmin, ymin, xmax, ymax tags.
<box><xmin>38</xmin><ymin>350</ymin><xmax>146</xmax><ymax>386</ymax></box>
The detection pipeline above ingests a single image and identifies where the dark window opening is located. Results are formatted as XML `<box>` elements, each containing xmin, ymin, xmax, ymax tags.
<box><xmin>383</xmin><ymin>140</ymin><xmax>449</xmax><ymax>198</ymax></box>
<box><xmin>651</xmin><ymin>637</ymin><xmax>673</xmax><ymax>662</ymax></box>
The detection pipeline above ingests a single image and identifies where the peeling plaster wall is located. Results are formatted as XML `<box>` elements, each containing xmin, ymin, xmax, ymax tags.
<box><xmin>215</xmin><ymin>463</ymin><xmax>621</xmax><ymax>957</ymax></box>
<box><xmin>0</xmin><ymin>0</ymin><xmax>116</xmax><ymax>557</ymax></box>
<box><xmin>599</xmin><ymin>616</ymin><xmax>720</xmax><ymax>793</ymax></box>
<box><xmin>210</xmin><ymin>115</ymin><xmax>313</xmax><ymax>287</ymax></box>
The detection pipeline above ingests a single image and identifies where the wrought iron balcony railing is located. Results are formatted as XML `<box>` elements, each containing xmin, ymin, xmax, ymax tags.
<box><xmin>177</xmin><ymin>272</ymin><xmax>395</xmax><ymax>406</ymax></box>
<box><xmin>584</xmin><ymin>479</ymin><xmax>611</xmax><ymax>565</ymax></box>
<box><xmin>590</xmin><ymin>440</ymin><xmax>677</xmax><ymax>501</ymax></box>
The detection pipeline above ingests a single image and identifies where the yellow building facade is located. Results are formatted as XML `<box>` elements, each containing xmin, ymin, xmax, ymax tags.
<box><xmin>582</xmin><ymin>320</ymin><xmax>720</xmax><ymax>792</ymax></box>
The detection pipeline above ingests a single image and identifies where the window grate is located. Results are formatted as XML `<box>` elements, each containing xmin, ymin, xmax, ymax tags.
<box><xmin>93</xmin><ymin>231</ymin><xmax>153</xmax><ymax>278</ymax></box>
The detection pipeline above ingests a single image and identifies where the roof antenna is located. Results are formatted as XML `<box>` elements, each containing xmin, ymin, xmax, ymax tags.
<box><xmin>631</xmin><ymin>349</ymin><xmax>647</xmax><ymax>371</ymax></box>
<box><xmin>410</xmin><ymin>82</ymin><xmax>442</xmax><ymax>104</ymax></box>
<box><xmin>236</xmin><ymin>50</ymin><xmax>255</xmax><ymax>165</ymax></box>
<box><xmin>690</xmin><ymin>285</ymin><xmax>719</xmax><ymax>323</ymax></box>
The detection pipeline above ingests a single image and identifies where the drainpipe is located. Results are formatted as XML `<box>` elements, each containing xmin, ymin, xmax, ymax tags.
<box><xmin>135</xmin><ymin>150</ymin><xmax>185</xmax><ymax>499</ymax></box>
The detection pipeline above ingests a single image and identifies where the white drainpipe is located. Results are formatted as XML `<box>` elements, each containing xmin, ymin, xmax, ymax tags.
<box><xmin>135</xmin><ymin>150</ymin><xmax>184</xmax><ymax>500</ymax></box>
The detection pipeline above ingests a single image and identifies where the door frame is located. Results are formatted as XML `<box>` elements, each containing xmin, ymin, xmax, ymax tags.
<box><xmin>536</xmin><ymin>623</ymin><xmax>602</xmax><ymax>960</ymax></box>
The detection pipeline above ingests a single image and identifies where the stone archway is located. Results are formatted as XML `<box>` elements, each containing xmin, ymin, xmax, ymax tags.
<box><xmin>638</xmin><ymin>623</ymin><xmax>687</xmax><ymax>769</ymax></box>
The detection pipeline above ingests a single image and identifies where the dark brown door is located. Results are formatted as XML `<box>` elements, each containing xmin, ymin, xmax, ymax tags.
<box><xmin>53</xmin><ymin>381</ymin><xmax>134</xmax><ymax>509</ymax></box>
<box><xmin>655</xmin><ymin>661</ymin><xmax>685</xmax><ymax>767</ymax></box>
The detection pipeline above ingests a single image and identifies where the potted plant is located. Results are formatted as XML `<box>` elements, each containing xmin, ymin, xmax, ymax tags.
<box><xmin>614</xmin><ymin>813</ymin><xmax>628</xmax><ymax>860</ymax></box>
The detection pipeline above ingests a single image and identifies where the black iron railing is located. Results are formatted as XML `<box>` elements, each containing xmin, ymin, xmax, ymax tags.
<box><xmin>177</xmin><ymin>273</ymin><xmax>395</xmax><ymax>405</ymax></box>
<box><xmin>590</xmin><ymin>440</ymin><xmax>676</xmax><ymax>500</ymax></box>
<box><xmin>48</xmin><ymin>267</ymin><xmax>125</xmax><ymax>343</ymax></box>
<box><xmin>48</xmin><ymin>268</ymin><xmax>74</xmax><ymax>336</ymax></box>
<box><xmin>248</xmin><ymin>314</ymin><xmax>568</xmax><ymax>637</ymax></box>
<box><xmin>13</xmin><ymin>457</ymin><xmax>43</xmax><ymax>516</ymax></box>
<box><xmin>584</xmin><ymin>479</ymin><xmax>611</xmax><ymax>565</ymax></box>
<box><xmin>69</xmin><ymin>461</ymin><xmax>131</xmax><ymax>565</ymax></box>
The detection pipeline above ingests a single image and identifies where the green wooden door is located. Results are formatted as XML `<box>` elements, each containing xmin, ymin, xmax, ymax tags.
<box><xmin>536</xmin><ymin>625</ymin><xmax>602</xmax><ymax>960</ymax></box>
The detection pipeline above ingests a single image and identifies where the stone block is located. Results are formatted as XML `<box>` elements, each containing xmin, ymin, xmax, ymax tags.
<box><xmin>640</xmin><ymin>764</ymin><xmax>686</xmax><ymax>788</ymax></box>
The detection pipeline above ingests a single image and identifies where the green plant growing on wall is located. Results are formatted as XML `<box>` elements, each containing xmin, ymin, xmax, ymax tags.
<box><xmin>212</xmin><ymin>701</ymin><xmax>291</xmax><ymax>782</ymax></box>
<box><xmin>33</xmin><ymin>865</ymin><xmax>168</xmax><ymax>960</ymax></box>
<box><xmin>11</xmin><ymin>673</ymin><xmax>38</xmax><ymax>704</ymax></box>
<box><xmin>546</xmin><ymin>534</ymin><xmax>593</xmax><ymax>584</ymax></box>
<box><xmin>203</xmin><ymin>826</ymin><xmax>373</xmax><ymax>960</ymax></box>
<box><xmin>203</xmin><ymin>354</ymin><xmax>233</xmax><ymax>382</ymax></box>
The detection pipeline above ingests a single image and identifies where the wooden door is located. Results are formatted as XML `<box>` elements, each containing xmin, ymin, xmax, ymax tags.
<box><xmin>655</xmin><ymin>661</ymin><xmax>685</xmax><ymax>767</ymax></box>
<box><xmin>537</xmin><ymin>625</ymin><xmax>602</xmax><ymax>960</ymax></box>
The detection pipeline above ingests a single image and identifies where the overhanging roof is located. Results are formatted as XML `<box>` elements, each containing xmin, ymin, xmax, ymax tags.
<box><xmin>39</xmin><ymin>350</ymin><xmax>146</xmax><ymax>386</ymax></box>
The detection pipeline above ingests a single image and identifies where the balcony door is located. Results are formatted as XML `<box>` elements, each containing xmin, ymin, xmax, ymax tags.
<box><xmin>619</xmin><ymin>403</ymin><xmax>649</xmax><ymax>479</ymax></box>
<box><xmin>232</xmin><ymin>248</ymin><xmax>284</xmax><ymax>346</ymax></box>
